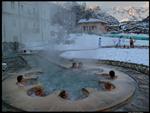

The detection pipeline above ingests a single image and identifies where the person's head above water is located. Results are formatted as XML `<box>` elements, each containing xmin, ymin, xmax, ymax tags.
<box><xmin>17</xmin><ymin>75</ymin><xmax>23</xmax><ymax>82</ymax></box>
<box><xmin>59</xmin><ymin>90</ymin><xmax>68</xmax><ymax>99</ymax></box>
<box><xmin>109</xmin><ymin>70</ymin><xmax>115</xmax><ymax>79</ymax></box>
<box><xmin>71</xmin><ymin>62</ymin><xmax>77</xmax><ymax>68</ymax></box>
<box><xmin>104</xmin><ymin>82</ymin><xmax>115</xmax><ymax>90</ymax></box>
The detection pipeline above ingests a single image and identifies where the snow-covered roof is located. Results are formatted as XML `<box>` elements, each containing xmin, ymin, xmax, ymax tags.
<box><xmin>78</xmin><ymin>18</ymin><xmax>107</xmax><ymax>24</ymax></box>
<box><xmin>107</xmin><ymin>24</ymin><xmax>119</xmax><ymax>27</ymax></box>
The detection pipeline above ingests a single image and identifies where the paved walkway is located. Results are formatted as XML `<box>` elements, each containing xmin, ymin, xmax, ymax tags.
<box><xmin>100</xmin><ymin>64</ymin><xmax>149</xmax><ymax>112</ymax></box>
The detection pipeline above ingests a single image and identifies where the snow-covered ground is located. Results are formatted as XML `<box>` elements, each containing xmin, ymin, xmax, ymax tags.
<box><xmin>55</xmin><ymin>33</ymin><xmax>149</xmax><ymax>66</ymax></box>
<box><xmin>55</xmin><ymin>33</ymin><xmax>149</xmax><ymax>51</ymax></box>
<box><xmin>60</xmin><ymin>48</ymin><xmax>149</xmax><ymax>66</ymax></box>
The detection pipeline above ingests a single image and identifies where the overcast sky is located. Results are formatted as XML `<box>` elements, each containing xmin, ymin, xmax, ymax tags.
<box><xmin>85</xmin><ymin>1</ymin><xmax>149</xmax><ymax>9</ymax></box>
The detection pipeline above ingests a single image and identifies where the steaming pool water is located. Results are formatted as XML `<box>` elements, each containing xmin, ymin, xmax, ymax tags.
<box><xmin>39</xmin><ymin>68</ymin><xmax>105</xmax><ymax>100</ymax></box>
<box><xmin>25</xmin><ymin>54</ymin><xmax>104</xmax><ymax>100</ymax></box>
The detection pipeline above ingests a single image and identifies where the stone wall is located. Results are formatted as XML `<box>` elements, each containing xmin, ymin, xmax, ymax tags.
<box><xmin>97</xmin><ymin>60</ymin><xmax>149</xmax><ymax>75</ymax></box>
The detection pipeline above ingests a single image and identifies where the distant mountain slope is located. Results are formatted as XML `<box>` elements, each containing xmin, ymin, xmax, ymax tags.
<box><xmin>142</xmin><ymin>16</ymin><xmax>149</xmax><ymax>22</ymax></box>
<box><xmin>95</xmin><ymin>11</ymin><xmax>120</xmax><ymax>25</ymax></box>
<box><xmin>106</xmin><ymin>6</ymin><xmax>149</xmax><ymax>22</ymax></box>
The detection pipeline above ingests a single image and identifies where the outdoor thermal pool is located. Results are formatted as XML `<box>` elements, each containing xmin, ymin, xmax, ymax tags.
<box><xmin>2</xmin><ymin>53</ymin><xmax>137</xmax><ymax>111</ymax></box>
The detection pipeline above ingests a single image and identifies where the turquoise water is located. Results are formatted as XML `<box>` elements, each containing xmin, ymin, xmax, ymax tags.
<box><xmin>106</xmin><ymin>33</ymin><xmax>149</xmax><ymax>40</ymax></box>
<box><xmin>24</xmin><ymin>55</ymin><xmax>103</xmax><ymax>100</ymax></box>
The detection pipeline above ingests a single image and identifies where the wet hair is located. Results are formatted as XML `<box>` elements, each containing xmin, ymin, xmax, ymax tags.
<box><xmin>59</xmin><ymin>90</ymin><xmax>67</xmax><ymax>98</ymax></box>
<box><xmin>109</xmin><ymin>70</ymin><xmax>115</xmax><ymax>79</ymax></box>
<box><xmin>17</xmin><ymin>75</ymin><xmax>23</xmax><ymax>82</ymax></box>
<box><xmin>72</xmin><ymin>62</ymin><xmax>77</xmax><ymax>68</ymax></box>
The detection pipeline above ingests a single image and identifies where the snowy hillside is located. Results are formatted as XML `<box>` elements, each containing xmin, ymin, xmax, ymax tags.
<box><xmin>95</xmin><ymin>11</ymin><xmax>119</xmax><ymax>25</ymax></box>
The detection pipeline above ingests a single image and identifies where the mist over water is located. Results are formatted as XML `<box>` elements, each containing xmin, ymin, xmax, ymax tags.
<box><xmin>38</xmin><ymin>63</ymin><xmax>102</xmax><ymax>100</ymax></box>
<box><xmin>26</xmin><ymin>53</ymin><xmax>103</xmax><ymax>100</ymax></box>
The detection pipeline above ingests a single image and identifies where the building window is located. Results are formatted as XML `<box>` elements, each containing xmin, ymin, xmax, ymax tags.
<box><xmin>21</xmin><ymin>4</ymin><xmax>23</xmax><ymax>9</ymax></box>
<box><xmin>33</xmin><ymin>8</ymin><xmax>36</xmax><ymax>14</ymax></box>
<box><xmin>11</xmin><ymin>2</ymin><xmax>15</xmax><ymax>9</ymax></box>
<box><xmin>92</xmin><ymin>26</ymin><xmax>94</xmax><ymax>30</ymax></box>
<box><xmin>83</xmin><ymin>26</ymin><xmax>86</xmax><ymax>31</ymax></box>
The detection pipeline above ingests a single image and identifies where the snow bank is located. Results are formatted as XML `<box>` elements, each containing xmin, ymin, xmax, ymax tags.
<box><xmin>60</xmin><ymin>48</ymin><xmax>149</xmax><ymax>66</ymax></box>
<box><xmin>78</xmin><ymin>18</ymin><xmax>107</xmax><ymax>24</ymax></box>
<box><xmin>57</xmin><ymin>33</ymin><xmax>149</xmax><ymax>66</ymax></box>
